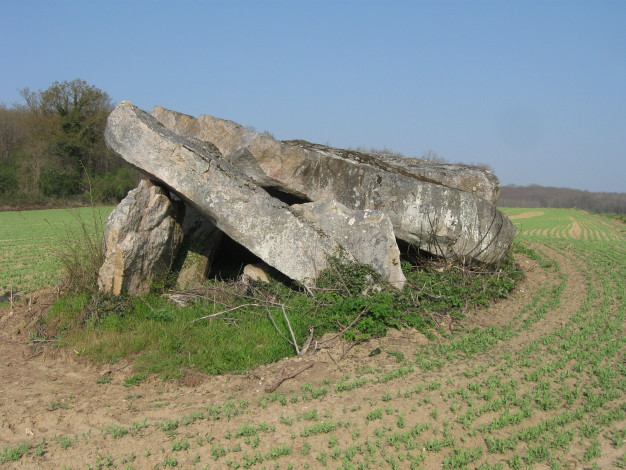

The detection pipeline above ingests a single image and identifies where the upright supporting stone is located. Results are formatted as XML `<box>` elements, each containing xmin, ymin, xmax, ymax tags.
<box><xmin>292</xmin><ymin>200</ymin><xmax>406</xmax><ymax>288</ymax></box>
<box><xmin>98</xmin><ymin>179</ymin><xmax>184</xmax><ymax>295</ymax></box>
<box><xmin>173</xmin><ymin>204</ymin><xmax>223</xmax><ymax>290</ymax></box>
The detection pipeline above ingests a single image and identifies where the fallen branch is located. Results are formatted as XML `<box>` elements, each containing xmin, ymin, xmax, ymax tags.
<box><xmin>281</xmin><ymin>304</ymin><xmax>300</xmax><ymax>355</ymax></box>
<box><xmin>190</xmin><ymin>304</ymin><xmax>261</xmax><ymax>323</ymax></box>
<box><xmin>264</xmin><ymin>361</ymin><xmax>315</xmax><ymax>393</ymax></box>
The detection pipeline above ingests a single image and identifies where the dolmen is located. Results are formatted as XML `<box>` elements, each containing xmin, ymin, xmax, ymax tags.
<box><xmin>98</xmin><ymin>102</ymin><xmax>515</xmax><ymax>295</ymax></box>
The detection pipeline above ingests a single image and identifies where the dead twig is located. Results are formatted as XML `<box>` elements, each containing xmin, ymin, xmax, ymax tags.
<box><xmin>177</xmin><ymin>286</ymin><xmax>286</xmax><ymax>308</ymax></box>
<box><xmin>404</xmin><ymin>279</ymin><xmax>446</xmax><ymax>299</ymax></box>
<box><xmin>326</xmin><ymin>350</ymin><xmax>343</xmax><ymax>371</ymax></box>
<box><xmin>0</xmin><ymin>336</ymin><xmax>57</xmax><ymax>344</ymax></box>
<box><xmin>339</xmin><ymin>339</ymin><xmax>363</xmax><ymax>361</ymax></box>
<box><xmin>266</xmin><ymin>308</ymin><xmax>296</xmax><ymax>348</ymax></box>
<box><xmin>299</xmin><ymin>327</ymin><xmax>315</xmax><ymax>356</ymax></box>
<box><xmin>316</xmin><ymin>308</ymin><xmax>366</xmax><ymax>346</ymax></box>
<box><xmin>266</xmin><ymin>304</ymin><xmax>312</xmax><ymax>356</ymax></box>
<box><xmin>24</xmin><ymin>349</ymin><xmax>44</xmax><ymax>360</ymax></box>
<box><xmin>302</xmin><ymin>284</ymin><xmax>314</xmax><ymax>297</ymax></box>
<box><xmin>264</xmin><ymin>361</ymin><xmax>314</xmax><ymax>393</ymax></box>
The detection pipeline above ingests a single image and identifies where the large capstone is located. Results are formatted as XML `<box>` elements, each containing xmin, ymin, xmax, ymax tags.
<box><xmin>152</xmin><ymin>106</ymin><xmax>515</xmax><ymax>264</ymax></box>
<box><xmin>366</xmin><ymin>153</ymin><xmax>500</xmax><ymax>204</ymax></box>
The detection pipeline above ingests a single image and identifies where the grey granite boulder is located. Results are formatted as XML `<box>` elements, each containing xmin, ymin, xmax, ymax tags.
<box><xmin>98</xmin><ymin>179</ymin><xmax>184</xmax><ymax>295</ymax></box>
<box><xmin>368</xmin><ymin>153</ymin><xmax>499</xmax><ymax>204</ymax></box>
<box><xmin>242</xmin><ymin>263</ymin><xmax>272</xmax><ymax>284</ymax></box>
<box><xmin>152</xmin><ymin>106</ymin><xmax>499</xmax><ymax>203</ymax></box>
<box><xmin>152</xmin><ymin>106</ymin><xmax>514</xmax><ymax>264</ymax></box>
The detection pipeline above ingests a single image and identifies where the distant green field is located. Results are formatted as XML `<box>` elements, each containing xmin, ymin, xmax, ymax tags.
<box><xmin>500</xmin><ymin>207</ymin><xmax>625</xmax><ymax>241</ymax></box>
<box><xmin>0</xmin><ymin>207</ymin><xmax>113</xmax><ymax>295</ymax></box>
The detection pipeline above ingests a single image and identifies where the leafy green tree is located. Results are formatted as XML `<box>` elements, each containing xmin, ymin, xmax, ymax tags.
<box><xmin>3</xmin><ymin>78</ymin><xmax>137</xmax><ymax>202</ymax></box>
<box><xmin>21</xmin><ymin>79</ymin><xmax>116</xmax><ymax>178</ymax></box>
<box><xmin>39</xmin><ymin>166</ymin><xmax>80</xmax><ymax>197</ymax></box>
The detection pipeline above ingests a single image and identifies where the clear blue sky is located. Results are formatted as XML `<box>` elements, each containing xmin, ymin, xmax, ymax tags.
<box><xmin>2</xmin><ymin>0</ymin><xmax>625</xmax><ymax>193</ymax></box>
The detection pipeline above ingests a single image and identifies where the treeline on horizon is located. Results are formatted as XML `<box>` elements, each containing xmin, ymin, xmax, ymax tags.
<box><xmin>0</xmin><ymin>79</ymin><xmax>138</xmax><ymax>208</ymax></box>
<box><xmin>499</xmin><ymin>184</ymin><xmax>626</xmax><ymax>215</ymax></box>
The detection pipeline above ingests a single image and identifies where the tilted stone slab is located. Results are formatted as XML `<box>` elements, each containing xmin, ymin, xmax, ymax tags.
<box><xmin>152</xmin><ymin>106</ymin><xmax>515</xmax><ymax>264</ymax></box>
<box><xmin>291</xmin><ymin>200</ymin><xmax>406</xmax><ymax>289</ymax></box>
<box><xmin>98</xmin><ymin>179</ymin><xmax>184</xmax><ymax>295</ymax></box>
<box><xmin>105</xmin><ymin>102</ymin><xmax>352</xmax><ymax>285</ymax></box>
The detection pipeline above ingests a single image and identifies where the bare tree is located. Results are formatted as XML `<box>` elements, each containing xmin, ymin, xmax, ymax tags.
<box><xmin>0</xmin><ymin>104</ymin><xmax>26</xmax><ymax>161</ymax></box>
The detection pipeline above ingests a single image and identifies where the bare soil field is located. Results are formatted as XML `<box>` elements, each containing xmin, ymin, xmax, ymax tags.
<box><xmin>1</xmin><ymin>208</ymin><xmax>625</xmax><ymax>469</ymax></box>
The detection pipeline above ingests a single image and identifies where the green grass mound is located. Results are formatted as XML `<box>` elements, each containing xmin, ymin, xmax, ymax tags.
<box><xmin>40</xmin><ymin>250</ymin><xmax>523</xmax><ymax>379</ymax></box>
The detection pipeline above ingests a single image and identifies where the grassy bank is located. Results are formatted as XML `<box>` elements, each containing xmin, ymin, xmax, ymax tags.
<box><xmin>41</xmin><ymin>252</ymin><xmax>522</xmax><ymax>378</ymax></box>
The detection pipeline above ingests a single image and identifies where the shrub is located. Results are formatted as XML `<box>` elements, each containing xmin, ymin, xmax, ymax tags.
<box><xmin>0</xmin><ymin>164</ymin><xmax>19</xmax><ymax>194</ymax></box>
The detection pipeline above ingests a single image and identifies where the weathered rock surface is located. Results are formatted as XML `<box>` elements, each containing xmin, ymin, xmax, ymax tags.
<box><xmin>105</xmin><ymin>102</ymin><xmax>353</xmax><ymax>285</ymax></box>
<box><xmin>368</xmin><ymin>153</ymin><xmax>499</xmax><ymax>204</ymax></box>
<box><xmin>291</xmin><ymin>200</ymin><xmax>406</xmax><ymax>288</ymax></box>
<box><xmin>98</xmin><ymin>179</ymin><xmax>184</xmax><ymax>295</ymax></box>
<box><xmin>152</xmin><ymin>106</ymin><xmax>515</xmax><ymax>264</ymax></box>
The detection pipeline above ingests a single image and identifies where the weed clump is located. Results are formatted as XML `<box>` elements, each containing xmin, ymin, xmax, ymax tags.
<box><xmin>56</xmin><ymin>207</ymin><xmax>107</xmax><ymax>294</ymax></box>
<box><xmin>312</xmin><ymin>252</ymin><xmax>522</xmax><ymax>341</ymax></box>
<box><xmin>313</xmin><ymin>258</ymin><xmax>419</xmax><ymax>339</ymax></box>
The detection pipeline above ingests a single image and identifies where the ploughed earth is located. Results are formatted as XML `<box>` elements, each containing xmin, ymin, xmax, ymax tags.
<box><xmin>0</xmin><ymin>241</ymin><xmax>623</xmax><ymax>470</ymax></box>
